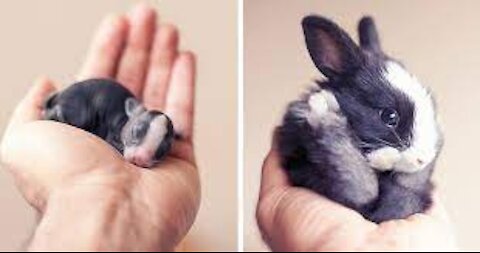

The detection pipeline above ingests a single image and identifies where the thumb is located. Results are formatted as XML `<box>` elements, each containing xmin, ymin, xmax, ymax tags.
<box><xmin>2</xmin><ymin>77</ymin><xmax>57</xmax><ymax>160</ymax></box>
<box><xmin>9</xmin><ymin>77</ymin><xmax>58</xmax><ymax>127</ymax></box>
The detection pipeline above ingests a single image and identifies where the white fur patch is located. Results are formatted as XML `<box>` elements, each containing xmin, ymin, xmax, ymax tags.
<box><xmin>142</xmin><ymin>114</ymin><xmax>168</xmax><ymax>153</ymax></box>
<box><xmin>307</xmin><ymin>90</ymin><xmax>340</xmax><ymax>127</ymax></box>
<box><xmin>383</xmin><ymin>61</ymin><xmax>439</xmax><ymax>172</ymax></box>
<box><xmin>393</xmin><ymin>149</ymin><xmax>427</xmax><ymax>173</ymax></box>
<box><xmin>367</xmin><ymin>147</ymin><xmax>401</xmax><ymax>171</ymax></box>
<box><xmin>307</xmin><ymin>92</ymin><xmax>328</xmax><ymax>127</ymax></box>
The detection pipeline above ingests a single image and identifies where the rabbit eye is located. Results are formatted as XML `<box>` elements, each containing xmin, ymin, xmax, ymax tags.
<box><xmin>380</xmin><ymin>108</ymin><xmax>399</xmax><ymax>128</ymax></box>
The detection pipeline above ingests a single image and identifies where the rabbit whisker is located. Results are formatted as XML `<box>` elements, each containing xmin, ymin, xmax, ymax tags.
<box><xmin>390</xmin><ymin>128</ymin><xmax>408</xmax><ymax>149</ymax></box>
<box><xmin>371</xmin><ymin>137</ymin><xmax>396</xmax><ymax>147</ymax></box>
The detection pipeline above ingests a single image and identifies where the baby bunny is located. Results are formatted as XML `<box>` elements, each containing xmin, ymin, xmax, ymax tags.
<box><xmin>278</xmin><ymin>16</ymin><xmax>443</xmax><ymax>223</ymax></box>
<box><xmin>43</xmin><ymin>79</ymin><xmax>175</xmax><ymax>168</ymax></box>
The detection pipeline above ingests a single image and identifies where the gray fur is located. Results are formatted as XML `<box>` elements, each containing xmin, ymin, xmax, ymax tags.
<box><xmin>42</xmin><ymin>79</ymin><xmax>174</xmax><ymax>167</ymax></box>
<box><xmin>278</xmin><ymin>15</ymin><xmax>441</xmax><ymax>223</ymax></box>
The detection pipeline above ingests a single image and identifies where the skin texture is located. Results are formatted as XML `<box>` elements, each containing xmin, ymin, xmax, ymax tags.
<box><xmin>257</xmin><ymin>135</ymin><xmax>458</xmax><ymax>252</ymax></box>
<box><xmin>1</xmin><ymin>4</ymin><xmax>199</xmax><ymax>251</ymax></box>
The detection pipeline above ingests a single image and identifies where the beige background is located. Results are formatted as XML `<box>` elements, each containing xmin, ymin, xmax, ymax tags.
<box><xmin>245</xmin><ymin>0</ymin><xmax>480</xmax><ymax>251</ymax></box>
<box><xmin>0</xmin><ymin>0</ymin><xmax>237</xmax><ymax>251</ymax></box>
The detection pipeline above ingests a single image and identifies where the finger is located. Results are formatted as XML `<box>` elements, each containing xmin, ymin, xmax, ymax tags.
<box><xmin>256</xmin><ymin>147</ymin><xmax>290</xmax><ymax>236</ymax></box>
<box><xmin>77</xmin><ymin>14</ymin><xmax>128</xmax><ymax>80</ymax></box>
<box><xmin>143</xmin><ymin>24</ymin><xmax>179</xmax><ymax>110</ymax></box>
<box><xmin>259</xmin><ymin>130</ymin><xmax>290</xmax><ymax>197</ymax></box>
<box><xmin>117</xmin><ymin>4</ymin><xmax>156</xmax><ymax>97</ymax></box>
<box><xmin>259</xmin><ymin>149</ymin><xmax>290</xmax><ymax>199</ymax></box>
<box><xmin>169</xmin><ymin>140</ymin><xmax>196</xmax><ymax>165</ymax></box>
<box><xmin>165</xmin><ymin>52</ymin><xmax>196</xmax><ymax>141</ymax></box>
<box><xmin>7</xmin><ymin>77</ymin><xmax>57</xmax><ymax>129</ymax></box>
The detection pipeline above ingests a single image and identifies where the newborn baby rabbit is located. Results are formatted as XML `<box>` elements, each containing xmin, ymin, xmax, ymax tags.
<box><xmin>278</xmin><ymin>16</ymin><xmax>443</xmax><ymax>223</ymax></box>
<box><xmin>43</xmin><ymin>79</ymin><xmax>175</xmax><ymax>168</ymax></box>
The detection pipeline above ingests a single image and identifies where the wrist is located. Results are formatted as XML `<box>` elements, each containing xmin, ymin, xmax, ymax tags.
<box><xmin>29</xmin><ymin>172</ymin><xmax>168</xmax><ymax>252</ymax></box>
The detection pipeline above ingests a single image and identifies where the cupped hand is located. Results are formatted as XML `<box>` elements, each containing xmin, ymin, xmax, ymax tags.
<box><xmin>257</xmin><ymin>137</ymin><xmax>457</xmax><ymax>252</ymax></box>
<box><xmin>1</xmin><ymin>4</ymin><xmax>199</xmax><ymax>251</ymax></box>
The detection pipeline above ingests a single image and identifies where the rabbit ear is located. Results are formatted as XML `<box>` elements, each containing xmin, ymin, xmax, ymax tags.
<box><xmin>125</xmin><ymin>97</ymin><xmax>144</xmax><ymax>118</ymax></box>
<box><xmin>358</xmin><ymin>16</ymin><xmax>382</xmax><ymax>54</ymax></box>
<box><xmin>302</xmin><ymin>16</ymin><xmax>363</xmax><ymax>79</ymax></box>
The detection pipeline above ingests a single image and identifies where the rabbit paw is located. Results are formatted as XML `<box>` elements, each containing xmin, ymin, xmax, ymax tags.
<box><xmin>307</xmin><ymin>90</ymin><xmax>340</xmax><ymax>126</ymax></box>
<box><xmin>367</xmin><ymin>147</ymin><xmax>401</xmax><ymax>171</ymax></box>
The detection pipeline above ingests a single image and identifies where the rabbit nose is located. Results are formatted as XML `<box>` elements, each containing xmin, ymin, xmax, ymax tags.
<box><xmin>132</xmin><ymin>156</ymin><xmax>153</xmax><ymax>168</ymax></box>
<box><xmin>126</xmin><ymin>154</ymin><xmax>153</xmax><ymax>168</ymax></box>
<box><xmin>417</xmin><ymin>159</ymin><xmax>424</xmax><ymax>164</ymax></box>
<box><xmin>124</xmin><ymin>148</ymin><xmax>154</xmax><ymax>168</ymax></box>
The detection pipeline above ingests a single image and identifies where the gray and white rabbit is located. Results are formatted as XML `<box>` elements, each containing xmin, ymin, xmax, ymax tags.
<box><xmin>43</xmin><ymin>79</ymin><xmax>175</xmax><ymax>168</ymax></box>
<box><xmin>278</xmin><ymin>15</ymin><xmax>443</xmax><ymax>223</ymax></box>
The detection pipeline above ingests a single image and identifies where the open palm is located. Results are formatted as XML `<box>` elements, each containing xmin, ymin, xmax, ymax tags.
<box><xmin>1</xmin><ymin>4</ymin><xmax>199</xmax><ymax>251</ymax></box>
<box><xmin>257</xmin><ymin>141</ymin><xmax>457</xmax><ymax>251</ymax></box>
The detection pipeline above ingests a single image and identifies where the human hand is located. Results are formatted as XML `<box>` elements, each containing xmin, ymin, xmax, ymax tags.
<box><xmin>1</xmin><ymin>4</ymin><xmax>199</xmax><ymax>251</ymax></box>
<box><xmin>256</xmin><ymin>137</ymin><xmax>457</xmax><ymax>252</ymax></box>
